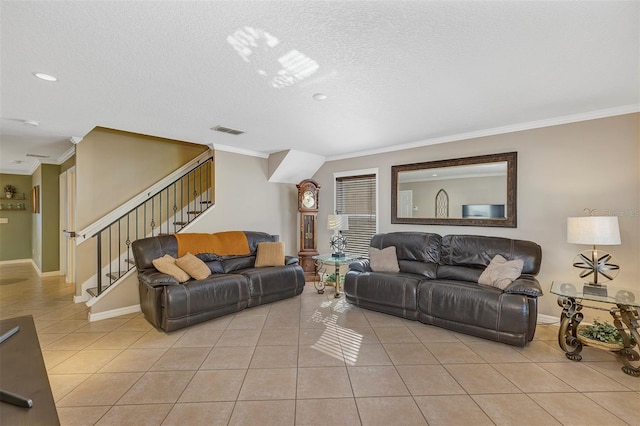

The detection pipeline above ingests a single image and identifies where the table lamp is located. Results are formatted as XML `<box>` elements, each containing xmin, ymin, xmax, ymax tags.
<box><xmin>567</xmin><ymin>215</ymin><xmax>620</xmax><ymax>296</ymax></box>
<box><xmin>327</xmin><ymin>214</ymin><xmax>348</xmax><ymax>257</ymax></box>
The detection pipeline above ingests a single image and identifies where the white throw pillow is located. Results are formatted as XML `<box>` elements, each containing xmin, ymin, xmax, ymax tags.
<box><xmin>478</xmin><ymin>254</ymin><xmax>524</xmax><ymax>290</ymax></box>
<box><xmin>369</xmin><ymin>246</ymin><xmax>400</xmax><ymax>272</ymax></box>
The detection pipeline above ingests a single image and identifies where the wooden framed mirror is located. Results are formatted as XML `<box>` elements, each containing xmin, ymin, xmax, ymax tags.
<box><xmin>391</xmin><ymin>152</ymin><xmax>517</xmax><ymax>227</ymax></box>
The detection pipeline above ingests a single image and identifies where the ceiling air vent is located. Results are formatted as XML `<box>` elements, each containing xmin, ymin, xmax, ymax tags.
<box><xmin>26</xmin><ymin>153</ymin><xmax>51</xmax><ymax>159</ymax></box>
<box><xmin>211</xmin><ymin>125</ymin><xmax>245</xmax><ymax>135</ymax></box>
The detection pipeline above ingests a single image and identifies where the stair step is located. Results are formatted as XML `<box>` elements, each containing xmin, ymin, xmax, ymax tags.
<box><xmin>125</xmin><ymin>258</ymin><xmax>135</xmax><ymax>265</ymax></box>
<box><xmin>174</xmin><ymin>221</ymin><xmax>188</xmax><ymax>226</ymax></box>
<box><xmin>187</xmin><ymin>211</ymin><xmax>202</xmax><ymax>215</ymax></box>
<box><xmin>87</xmin><ymin>285</ymin><xmax>111</xmax><ymax>297</ymax></box>
<box><xmin>200</xmin><ymin>201</ymin><xmax>212</xmax><ymax>204</ymax></box>
<box><xmin>106</xmin><ymin>271</ymin><xmax>127</xmax><ymax>280</ymax></box>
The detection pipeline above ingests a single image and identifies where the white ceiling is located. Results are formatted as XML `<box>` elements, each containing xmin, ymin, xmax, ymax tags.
<box><xmin>1</xmin><ymin>1</ymin><xmax>638</xmax><ymax>175</ymax></box>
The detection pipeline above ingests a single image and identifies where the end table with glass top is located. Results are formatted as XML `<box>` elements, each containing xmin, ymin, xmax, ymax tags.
<box><xmin>550</xmin><ymin>281</ymin><xmax>640</xmax><ymax>377</ymax></box>
<box><xmin>312</xmin><ymin>254</ymin><xmax>360</xmax><ymax>298</ymax></box>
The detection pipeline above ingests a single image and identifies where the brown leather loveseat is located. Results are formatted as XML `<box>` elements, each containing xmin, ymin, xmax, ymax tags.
<box><xmin>132</xmin><ymin>231</ymin><xmax>305</xmax><ymax>332</ymax></box>
<box><xmin>344</xmin><ymin>232</ymin><xmax>542</xmax><ymax>346</ymax></box>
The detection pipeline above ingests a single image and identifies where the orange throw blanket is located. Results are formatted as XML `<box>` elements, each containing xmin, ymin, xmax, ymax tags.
<box><xmin>175</xmin><ymin>231</ymin><xmax>250</xmax><ymax>258</ymax></box>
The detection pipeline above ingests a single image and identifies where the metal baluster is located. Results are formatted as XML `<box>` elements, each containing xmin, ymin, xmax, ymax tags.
<box><xmin>159</xmin><ymin>191</ymin><xmax>162</xmax><ymax>236</ymax></box>
<box><xmin>96</xmin><ymin>232</ymin><xmax>102</xmax><ymax>295</ymax></box>
<box><xmin>134</xmin><ymin>208</ymin><xmax>138</xmax><ymax>244</ymax></box>
<box><xmin>172</xmin><ymin>182</ymin><xmax>178</xmax><ymax>233</ymax></box>
<box><xmin>118</xmin><ymin>220</ymin><xmax>122</xmax><ymax>283</ymax></box>
<box><xmin>150</xmin><ymin>197</ymin><xmax>155</xmax><ymax>236</ymax></box>
<box><xmin>126</xmin><ymin>212</ymin><xmax>131</xmax><ymax>270</ymax></box>
<box><xmin>199</xmin><ymin>164</ymin><xmax>203</xmax><ymax>212</ymax></box>
<box><xmin>192</xmin><ymin>169</ymin><xmax>197</xmax><ymax>222</ymax></box>
<box><xmin>108</xmin><ymin>225</ymin><xmax>113</xmax><ymax>291</ymax></box>
<box><xmin>143</xmin><ymin>201</ymin><xmax>147</xmax><ymax>239</ymax></box>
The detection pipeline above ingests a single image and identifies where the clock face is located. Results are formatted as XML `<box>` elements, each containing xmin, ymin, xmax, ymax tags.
<box><xmin>302</xmin><ymin>190</ymin><xmax>315</xmax><ymax>208</ymax></box>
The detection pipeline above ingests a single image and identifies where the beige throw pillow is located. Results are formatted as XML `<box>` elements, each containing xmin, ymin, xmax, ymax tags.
<box><xmin>478</xmin><ymin>254</ymin><xmax>524</xmax><ymax>290</ymax></box>
<box><xmin>152</xmin><ymin>254</ymin><xmax>191</xmax><ymax>283</ymax></box>
<box><xmin>369</xmin><ymin>246</ymin><xmax>400</xmax><ymax>272</ymax></box>
<box><xmin>175</xmin><ymin>252</ymin><xmax>211</xmax><ymax>280</ymax></box>
<box><xmin>255</xmin><ymin>242</ymin><xmax>285</xmax><ymax>267</ymax></box>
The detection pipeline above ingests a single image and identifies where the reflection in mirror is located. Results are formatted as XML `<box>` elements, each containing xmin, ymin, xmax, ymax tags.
<box><xmin>392</xmin><ymin>152</ymin><xmax>517</xmax><ymax>227</ymax></box>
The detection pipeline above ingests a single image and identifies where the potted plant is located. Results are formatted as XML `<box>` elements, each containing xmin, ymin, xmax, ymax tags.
<box><xmin>3</xmin><ymin>184</ymin><xmax>16</xmax><ymax>199</ymax></box>
<box><xmin>325</xmin><ymin>273</ymin><xmax>337</xmax><ymax>285</ymax></box>
<box><xmin>577</xmin><ymin>318</ymin><xmax>629</xmax><ymax>351</ymax></box>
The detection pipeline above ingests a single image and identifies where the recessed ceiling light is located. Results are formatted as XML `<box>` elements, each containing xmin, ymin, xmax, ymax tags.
<box><xmin>312</xmin><ymin>93</ymin><xmax>327</xmax><ymax>101</ymax></box>
<box><xmin>33</xmin><ymin>72</ymin><xmax>58</xmax><ymax>82</ymax></box>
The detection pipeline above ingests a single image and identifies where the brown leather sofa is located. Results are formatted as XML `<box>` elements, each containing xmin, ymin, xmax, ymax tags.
<box><xmin>132</xmin><ymin>231</ymin><xmax>305</xmax><ymax>332</ymax></box>
<box><xmin>344</xmin><ymin>232</ymin><xmax>542</xmax><ymax>346</ymax></box>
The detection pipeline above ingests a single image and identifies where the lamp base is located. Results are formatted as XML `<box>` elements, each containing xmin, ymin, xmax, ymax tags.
<box><xmin>583</xmin><ymin>283</ymin><xmax>608</xmax><ymax>297</ymax></box>
<box><xmin>331</xmin><ymin>252</ymin><xmax>345</xmax><ymax>258</ymax></box>
<box><xmin>572</xmin><ymin>249</ymin><xmax>619</xmax><ymax>286</ymax></box>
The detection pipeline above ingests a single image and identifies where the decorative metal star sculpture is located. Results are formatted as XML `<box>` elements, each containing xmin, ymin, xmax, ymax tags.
<box><xmin>329</xmin><ymin>233</ymin><xmax>347</xmax><ymax>254</ymax></box>
<box><xmin>573</xmin><ymin>250</ymin><xmax>619</xmax><ymax>283</ymax></box>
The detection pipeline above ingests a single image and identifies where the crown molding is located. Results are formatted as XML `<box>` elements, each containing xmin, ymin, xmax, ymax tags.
<box><xmin>57</xmin><ymin>146</ymin><xmax>76</xmax><ymax>164</ymax></box>
<box><xmin>327</xmin><ymin>104</ymin><xmax>640</xmax><ymax>162</ymax></box>
<box><xmin>212</xmin><ymin>143</ymin><xmax>269</xmax><ymax>159</ymax></box>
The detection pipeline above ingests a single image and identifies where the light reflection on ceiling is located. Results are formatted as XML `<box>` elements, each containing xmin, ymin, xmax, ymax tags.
<box><xmin>227</xmin><ymin>26</ymin><xmax>319</xmax><ymax>89</ymax></box>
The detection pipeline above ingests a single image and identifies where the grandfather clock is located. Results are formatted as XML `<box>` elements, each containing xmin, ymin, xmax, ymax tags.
<box><xmin>297</xmin><ymin>179</ymin><xmax>320</xmax><ymax>281</ymax></box>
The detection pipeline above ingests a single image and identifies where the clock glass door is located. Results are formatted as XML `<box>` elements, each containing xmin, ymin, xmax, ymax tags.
<box><xmin>303</xmin><ymin>215</ymin><xmax>315</xmax><ymax>250</ymax></box>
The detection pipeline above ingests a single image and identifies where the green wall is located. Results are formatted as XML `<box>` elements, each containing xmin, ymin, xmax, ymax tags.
<box><xmin>41</xmin><ymin>164</ymin><xmax>60</xmax><ymax>272</ymax></box>
<box><xmin>31</xmin><ymin>164</ymin><xmax>61</xmax><ymax>272</ymax></box>
<box><xmin>0</xmin><ymin>174</ymin><xmax>32</xmax><ymax>261</ymax></box>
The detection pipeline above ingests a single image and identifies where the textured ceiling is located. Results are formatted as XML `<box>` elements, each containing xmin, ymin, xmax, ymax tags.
<box><xmin>1</xmin><ymin>1</ymin><xmax>638</xmax><ymax>174</ymax></box>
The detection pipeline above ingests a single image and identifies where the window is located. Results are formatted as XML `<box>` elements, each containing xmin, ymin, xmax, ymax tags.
<box><xmin>335</xmin><ymin>170</ymin><xmax>378</xmax><ymax>257</ymax></box>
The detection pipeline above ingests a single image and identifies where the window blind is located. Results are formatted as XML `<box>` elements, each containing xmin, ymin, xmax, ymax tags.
<box><xmin>335</xmin><ymin>174</ymin><xmax>377</xmax><ymax>258</ymax></box>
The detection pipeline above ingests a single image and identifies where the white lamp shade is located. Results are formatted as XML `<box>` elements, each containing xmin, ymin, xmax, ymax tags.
<box><xmin>567</xmin><ymin>216</ymin><xmax>621</xmax><ymax>245</ymax></box>
<box><xmin>327</xmin><ymin>214</ymin><xmax>349</xmax><ymax>231</ymax></box>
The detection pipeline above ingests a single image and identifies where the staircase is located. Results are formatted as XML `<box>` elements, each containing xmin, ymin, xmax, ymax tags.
<box><xmin>86</xmin><ymin>156</ymin><xmax>214</xmax><ymax>297</ymax></box>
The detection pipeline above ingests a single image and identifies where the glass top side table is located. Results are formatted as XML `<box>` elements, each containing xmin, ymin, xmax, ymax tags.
<box><xmin>312</xmin><ymin>254</ymin><xmax>360</xmax><ymax>298</ymax></box>
<box><xmin>550</xmin><ymin>281</ymin><xmax>640</xmax><ymax>377</ymax></box>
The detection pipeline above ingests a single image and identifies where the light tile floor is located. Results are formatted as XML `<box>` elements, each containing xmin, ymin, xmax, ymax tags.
<box><xmin>1</xmin><ymin>262</ymin><xmax>639</xmax><ymax>425</ymax></box>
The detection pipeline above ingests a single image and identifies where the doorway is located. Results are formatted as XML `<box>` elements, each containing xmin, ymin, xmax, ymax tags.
<box><xmin>59</xmin><ymin>166</ymin><xmax>76</xmax><ymax>284</ymax></box>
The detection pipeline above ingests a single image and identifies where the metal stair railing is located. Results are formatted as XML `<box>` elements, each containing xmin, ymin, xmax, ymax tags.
<box><xmin>88</xmin><ymin>157</ymin><xmax>213</xmax><ymax>297</ymax></box>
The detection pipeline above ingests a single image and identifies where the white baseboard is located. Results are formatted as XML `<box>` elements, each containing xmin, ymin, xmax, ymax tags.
<box><xmin>88</xmin><ymin>304</ymin><xmax>141</xmax><ymax>322</ymax></box>
<box><xmin>0</xmin><ymin>259</ymin><xmax>60</xmax><ymax>277</ymax></box>
<box><xmin>28</xmin><ymin>259</ymin><xmax>62</xmax><ymax>277</ymax></box>
<box><xmin>0</xmin><ymin>258</ymin><xmax>31</xmax><ymax>265</ymax></box>
<box><xmin>73</xmin><ymin>294</ymin><xmax>90</xmax><ymax>304</ymax></box>
<box><xmin>537</xmin><ymin>313</ymin><xmax>559</xmax><ymax>324</ymax></box>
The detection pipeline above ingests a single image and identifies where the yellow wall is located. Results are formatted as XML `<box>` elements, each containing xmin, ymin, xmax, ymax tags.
<box><xmin>76</xmin><ymin>127</ymin><xmax>208</xmax><ymax>229</ymax></box>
